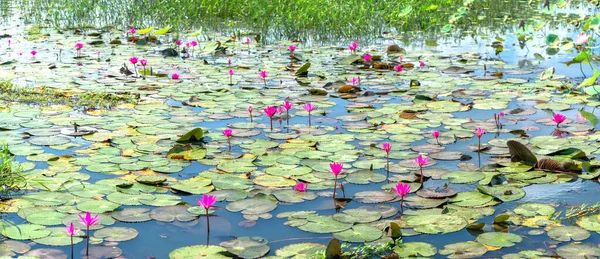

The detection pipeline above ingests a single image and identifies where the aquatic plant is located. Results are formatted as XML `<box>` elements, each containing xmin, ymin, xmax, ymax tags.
<box><xmin>381</xmin><ymin>142</ymin><xmax>391</xmax><ymax>177</ymax></box>
<box><xmin>0</xmin><ymin>143</ymin><xmax>25</xmax><ymax>201</ymax></box>
<box><xmin>432</xmin><ymin>131</ymin><xmax>440</xmax><ymax>145</ymax></box>
<box><xmin>259</xmin><ymin>70</ymin><xmax>268</xmax><ymax>87</ymax></box>
<box><xmin>171</xmin><ymin>73</ymin><xmax>180</xmax><ymax>80</ymax></box>
<box><xmin>288</xmin><ymin>45</ymin><xmax>296</xmax><ymax>53</ymax></box>
<box><xmin>140</xmin><ymin>58</ymin><xmax>148</xmax><ymax>74</ymax></box>
<box><xmin>330</xmin><ymin>162</ymin><xmax>343</xmax><ymax>198</ymax></box>
<box><xmin>79</xmin><ymin>211</ymin><xmax>99</xmax><ymax>256</ymax></box>
<box><xmin>394</xmin><ymin>64</ymin><xmax>403</xmax><ymax>73</ymax></box>
<box><xmin>303</xmin><ymin>102</ymin><xmax>316</xmax><ymax>127</ymax></box>
<box><xmin>65</xmin><ymin>222</ymin><xmax>80</xmax><ymax>259</ymax></box>
<box><xmin>362</xmin><ymin>53</ymin><xmax>372</xmax><ymax>63</ymax></box>
<box><xmin>30</xmin><ymin>50</ymin><xmax>36</xmax><ymax>57</ymax></box>
<box><xmin>263</xmin><ymin>106</ymin><xmax>277</xmax><ymax>131</ymax></box>
<box><xmin>553</xmin><ymin>113</ymin><xmax>567</xmax><ymax>128</ymax></box>
<box><xmin>129</xmin><ymin>57</ymin><xmax>139</xmax><ymax>76</ymax></box>
<box><xmin>348</xmin><ymin>42</ymin><xmax>359</xmax><ymax>54</ymax></box>
<box><xmin>248</xmin><ymin>105</ymin><xmax>253</xmax><ymax>123</ymax></box>
<box><xmin>283</xmin><ymin>99</ymin><xmax>292</xmax><ymax>126</ymax></box>
<box><xmin>197</xmin><ymin>194</ymin><xmax>217</xmax><ymax>235</ymax></box>
<box><xmin>294</xmin><ymin>182</ymin><xmax>308</xmax><ymax>192</ymax></box>
<box><xmin>392</xmin><ymin>182</ymin><xmax>411</xmax><ymax>213</ymax></box>
<box><xmin>222</xmin><ymin>129</ymin><xmax>233</xmax><ymax>151</ymax></box>
<box><xmin>228</xmin><ymin>69</ymin><xmax>234</xmax><ymax>85</ymax></box>
<box><xmin>74</xmin><ymin>42</ymin><xmax>83</xmax><ymax>57</ymax></box>
<box><xmin>414</xmin><ymin>155</ymin><xmax>428</xmax><ymax>184</ymax></box>
<box><xmin>475</xmin><ymin>127</ymin><xmax>485</xmax><ymax>152</ymax></box>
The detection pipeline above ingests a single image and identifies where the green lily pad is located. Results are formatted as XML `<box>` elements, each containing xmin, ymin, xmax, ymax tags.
<box><xmin>93</xmin><ymin>226</ymin><xmax>138</xmax><ymax>242</ymax></box>
<box><xmin>226</xmin><ymin>197</ymin><xmax>278</xmax><ymax>215</ymax></box>
<box><xmin>406</xmin><ymin>214</ymin><xmax>468</xmax><ymax>234</ymax></box>
<box><xmin>219</xmin><ymin>237</ymin><xmax>270</xmax><ymax>259</ymax></box>
<box><xmin>76</xmin><ymin>200</ymin><xmax>120</xmax><ymax>213</ymax></box>
<box><xmin>333</xmin><ymin>225</ymin><xmax>383</xmax><ymax>243</ymax></box>
<box><xmin>576</xmin><ymin>214</ymin><xmax>600</xmax><ymax>232</ymax></box>
<box><xmin>169</xmin><ymin>245</ymin><xmax>231</xmax><ymax>259</ymax></box>
<box><xmin>0</xmin><ymin>223</ymin><xmax>51</xmax><ymax>240</ymax></box>
<box><xmin>556</xmin><ymin>244</ymin><xmax>600</xmax><ymax>259</ymax></box>
<box><xmin>476</xmin><ymin>232</ymin><xmax>522</xmax><ymax>247</ymax></box>
<box><xmin>477</xmin><ymin>185</ymin><xmax>525</xmax><ymax>202</ymax></box>
<box><xmin>26</xmin><ymin>211</ymin><xmax>66</xmax><ymax>226</ymax></box>
<box><xmin>274</xmin><ymin>243</ymin><xmax>326</xmax><ymax>258</ymax></box>
<box><xmin>297</xmin><ymin>215</ymin><xmax>352</xmax><ymax>233</ymax></box>
<box><xmin>547</xmin><ymin>226</ymin><xmax>590</xmax><ymax>242</ymax></box>
<box><xmin>441</xmin><ymin>171</ymin><xmax>485</xmax><ymax>184</ymax></box>
<box><xmin>111</xmin><ymin>208</ymin><xmax>152</xmax><ymax>223</ymax></box>
<box><xmin>150</xmin><ymin>205</ymin><xmax>198</xmax><ymax>222</ymax></box>
<box><xmin>332</xmin><ymin>208</ymin><xmax>382</xmax><ymax>224</ymax></box>
<box><xmin>439</xmin><ymin>241</ymin><xmax>487</xmax><ymax>258</ymax></box>
<box><xmin>394</xmin><ymin>242</ymin><xmax>438</xmax><ymax>257</ymax></box>
<box><xmin>514</xmin><ymin>203</ymin><xmax>555</xmax><ymax>217</ymax></box>
<box><xmin>32</xmin><ymin>227</ymin><xmax>84</xmax><ymax>246</ymax></box>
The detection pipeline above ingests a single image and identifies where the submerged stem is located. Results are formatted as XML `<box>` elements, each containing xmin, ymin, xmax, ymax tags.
<box><xmin>332</xmin><ymin>177</ymin><xmax>337</xmax><ymax>199</ymax></box>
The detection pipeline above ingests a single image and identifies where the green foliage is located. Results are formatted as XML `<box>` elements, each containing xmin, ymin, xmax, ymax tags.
<box><xmin>0</xmin><ymin>142</ymin><xmax>25</xmax><ymax>200</ymax></box>
<box><xmin>0</xmin><ymin>81</ymin><xmax>138</xmax><ymax>109</ymax></box>
<box><xmin>20</xmin><ymin>0</ymin><xmax>550</xmax><ymax>42</ymax></box>
<box><xmin>311</xmin><ymin>238</ymin><xmax>398</xmax><ymax>259</ymax></box>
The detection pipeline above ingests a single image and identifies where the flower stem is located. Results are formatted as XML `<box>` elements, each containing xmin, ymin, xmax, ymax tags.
<box><xmin>308</xmin><ymin>112</ymin><xmax>311</xmax><ymax>127</ymax></box>
<box><xmin>286</xmin><ymin>110</ymin><xmax>289</xmax><ymax>126</ymax></box>
<box><xmin>332</xmin><ymin>177</ymin><xmax>338</xmax><ymax>199</ymax></box>
<box><xmin>228</xmin><ymin>138</ymin><xmax>231</xmax><ymax>151</ymax></box>
<box><xmin>270</xmin><ymin>117</ymin><xmax>273</xmax><ymax>132</ymax></box>
<box><xmin>206</xmin><ymin>209</ymin><xmax>210</xmax><ymax>234</ymax></box>
<box><xmin>86</xmin><ymin>226</ymin><xmax>89</xmax><ymax>256</ymax></box>
<box><xmin>386</xmin><ymin>154</ymin><xmax>389</xmax><ymax>180</ymax></box>
<box><xmin>71</xmin><ymin>235</ymin><xmax>74</xmax><ymax>259</ymax></box>
<box><xmin>419</xmin><ymin>167</ymin><xmax>423</xmax><ymax>184</ymax></box>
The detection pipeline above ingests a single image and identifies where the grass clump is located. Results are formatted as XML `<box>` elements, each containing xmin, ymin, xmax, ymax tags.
<box><xmin>0</xmin><ymin>143</ymin><xmax>25</xmax><ymax>201</ymax></box>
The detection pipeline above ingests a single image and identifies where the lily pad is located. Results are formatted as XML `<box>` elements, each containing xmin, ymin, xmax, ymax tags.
<box><xmin>476</xmin><ymin>232</ymin><xmax>522</xmax><ymax>247</ymax></box>
<box><xmin>333</xmin><ymin>225</ymin><xmax>383</xmax><ymax>242</ymax></box>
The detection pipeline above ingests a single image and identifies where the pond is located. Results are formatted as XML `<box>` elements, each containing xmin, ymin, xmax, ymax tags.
<box><xmin>1</xmin><ymin>1</ymin><xmax>600</xmax><ymax>259</ymax></box>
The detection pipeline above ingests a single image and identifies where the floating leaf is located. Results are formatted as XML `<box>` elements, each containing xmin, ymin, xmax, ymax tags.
<box><xmin>547</xmin><ymin>226</ymin><xmax>590</xmax><ymax>242</ymax></box>
<box><xmin>476</xmin><ymin>232</ymin><xmax>522</xmax><ymax>247</ymax></box>
<box><xmin>333</xmin><ymin>225</ymin><xmax>382</xmax><ymax>242</ymax></box>
<box><xmin>93</xmin><ymin>227</ymin><xmax>138</xmax><ymax>242</ymax></box>
<box><xmin>439</xmin><ymin>241</ymin><xmax>487</xmax><ymax>258</ymax></box>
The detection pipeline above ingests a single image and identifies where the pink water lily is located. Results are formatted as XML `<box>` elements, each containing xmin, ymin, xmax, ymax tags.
<box><xmin>7</xmin><ymin>39</ymin><xmax>11</xmax><ymax>48</ymax></box>
<box><xmin>176</xmin><ymin>39</ymin><xmax>182</xmax><ymax>46</ymax></box>
<box><xmin>575</xmin><ymin>33</ymin><xmax>589</xmax><ymax>46</ymax></box>
<box><xmin>264</xmin><ymin>106</ymin><xmax>278</xmax><ymax>131</ymax></box>
<box><xmin>419</xmin><ymin>61</ymin><xmax>425</xmax><ymax>67</ymax></box>
<box><xmin>394</xmin><ymin>65</ymin><xmax>403</xmax><ymax>72</ymax></box>
<box><xmin>197</xmin><ymin>194</ymin><xmax>217</xmax><ymax>233</ymax></box>
<box><xmin>30</xmin><ymin>50</ymin><xmax>37</xmax><ymax>56</ymax></box>
<box><xmin>476</xmin><ymin>127</ymin><xmax>485</xmax><ymax>138</ymax></box>
<box><xmin>330</xmin><ymin>162</ymin><xmax>344</xmax><ymax>198</ymax></box>
<box><xmin>363</xmin><ymin>53</ymin><xmax>372</xmax><ymax>63</ymax></box>
<box><xmin>129</xmin><ymin>56</ymin><xmax>138</xmax><ymax>65</ymax></box>
<box><xmin>414</xmin><ymin>155</ymin><xmax>428</xmax><ymax>184</ymax></box>
<box><xmin>222</xmin><ymin>129</ymin><xmax>232</xmax><ymax>137</ymax></box>
<box><xmin>65</xmin><ymin>222</ymin><xmax>80</xmax><ymax>259</ymax></box>
<box><xmin>259</xmin><ymin>70</ymin><xmax>268</xmax><ymax>86</ymax></box>
<box><xmin>190</xmin><ymin>40</ymin><xmax>198</xmax><ymax>47</ymax></box>
<box><xmin>349</xmin><ymin>77</ymin><xmax>360</xmax><ymax>86</ymax></box>
<box><xmin>197</xmin><ymin>194</ymin><xmax>217</xmax><ymax>210</ymax></box>
<box><xmin>382</xmin><ymin>142</ymin><xmax>392</xmax><ymax>178</ymax></box>
<box><xmin>65</xmin><ymin>222</ymin><xmax>80</xmax><ymax>236</ymax></box>
<box><xmin>244</xmin><ymin>37</ymin><xmax>252</xmax><ymax>53</ymax></box>
<box><xmin>304</xmin><ymin>102</ymin><xmax>316</xmax><ymax>127</ymax></box>
<box><xmin>348</xmin><ymin>41</ymin><xmax>359</xmax><ymax>54</ymax></box>
<box><xmin>223</xmin><ymin>129</ymin><xmax>233</xmax><ymax>151</ymax></box>
<box><xmin>432</xmin><ymin>131</ymin><xmax>440</xmax><ymax>145</ymax></box>
<box><xmin>248</xmin><ymin>105</ymin><xmax>253</xmax><ymax>123</ymax></box>
<box><xmin>475</xmin><ymin>127</ymin><xmax>485</xmax><ymax>154</ymax></box>
<box><xmin>74</xmin><ymin>43</ymin><xmax>84</xmax><ymax>57</ymax></box>
<box><xmin>294</xmin><ymin>182</ymin><xmax>308</xmax><ymax>192</ymax></box>
<box><xmin>288</xmin><ymin>45</ymin><xmax>297</xmax><ymax>53</ymax></box>
<box><xmin>228</xmin><ymin>58</ymin><xmax>232</xmax><ymax>66</ymax></box>
<box><xmin>553</xmin><ymin>113</ymin><xmax>566</xmax><ymax>127</ymax></box>
<box><xmin>140</xmin><ymin>59</ymin><xmax>147</xmax><ymax>66</ymax></box>
<box><xmin>392</xmin><ymin>182</ymin><xmax>411</xmax><ymax>213</ymax></box>
<box><xmin>228</xmin><ymin>69</ymin><xmax>235</xmax><ymax>85</ymax></box>
<box><xmin>281</xmin><ymin>100</ymin><xmax>293</xmax><ymax>126</ymax></box>
<box><xmin>381</xmin><ymin>142</ymin><xmax>391</xmax><ymax>154</ymax></box>
<box><xmin>79</xmin><ymin>212</ymin><xmax>99</xmax><ymax>256</ymax></box>
<box><xmin>129</xmin><ymin>28</ymin><xmax>137</xmax><ymax>34</ymax></box>
<box><xmin>171</xmin><ymin>73</ymin><xmax>179</xmax><ymax>80</ymax></box>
